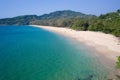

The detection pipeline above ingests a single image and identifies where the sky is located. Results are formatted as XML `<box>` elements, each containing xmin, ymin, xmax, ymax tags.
<box><xmin>0</xmin><ymin>0</ymin><xmax>120</xmax><ymax>18</ymax></box>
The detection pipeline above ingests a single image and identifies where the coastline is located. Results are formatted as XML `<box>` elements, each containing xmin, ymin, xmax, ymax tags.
<box><xmin>32</xmin><ymin>25</ymin><xmax>120</xmax><ymax>78</ymax></box>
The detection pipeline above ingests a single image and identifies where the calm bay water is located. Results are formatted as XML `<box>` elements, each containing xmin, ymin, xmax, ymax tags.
<box><xmin>0</xmin><ymin>26</ymin><xmax>108</xmax><ymax>80</ymax></box>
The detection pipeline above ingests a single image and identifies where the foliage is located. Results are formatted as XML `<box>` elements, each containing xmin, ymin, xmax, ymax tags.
<box><xmin>87</xmin><ymin>10</ymin><xmax>120</xmax><ymax>36</ymax></box>
<box><xmin>116</xmin><ymin>56</ymin><xmax>120</xmax><ymax>68</ymax></box>
<box><xmin>70</xmin><ymin>18</ymin><xmax>89</xmax><ymax>31</ymax></box>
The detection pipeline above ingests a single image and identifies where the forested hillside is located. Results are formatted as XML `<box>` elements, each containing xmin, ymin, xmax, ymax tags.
<box><xmin>70</xmin><ymin>10</ymin><xmax>120</xmax><ymax>36</ymax></box>
<box><xmin>0</xmin><ymin>15</ymin><xmax>39</xmax><ymax>25</ymax></box>
<box><xmin>0</xmin><ymin>10</ymin><xmax>120</xmax><ymax>36</ymax></box>
<box><xmin>0</xmin><ymin>10</ymin><xmax>94</xmax><ymax>25</ymax></box>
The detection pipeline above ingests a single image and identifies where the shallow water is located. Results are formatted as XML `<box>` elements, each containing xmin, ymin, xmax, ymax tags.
<box><xmin>0</xmin><ymin>26</ymin><xmax>109</xmax><ymax>80</ymax></box>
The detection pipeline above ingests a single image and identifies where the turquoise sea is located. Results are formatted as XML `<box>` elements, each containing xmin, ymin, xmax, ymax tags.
<box><xmin>0</xmin><ymin>26</ymin><xmax>109</xmax><ymax>80</ymax></box>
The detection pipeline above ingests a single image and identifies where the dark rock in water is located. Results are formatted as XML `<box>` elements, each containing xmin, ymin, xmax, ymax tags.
<box><xmin>116</xmin><ymin>75</ymin><xmax>120</xmax><ymax>79</ymax></box>
<box><xmin>77</xmin><ymin>78</ymin><xmax>81</xmax><ymax>80</ymax></box>
<box><xmin>84</xmin><ymin>75</ymin><xmax>93</xmax><ymax>80</ymax></box>
<box><xmin>77</xmin><ymin>75</ymin><xmax>93</xmax><ymax>80</ymax></box>
<box><xmin>116</xmin><ymin>74</ymin><xmax>120</xmax><ymax>79</ymax></box>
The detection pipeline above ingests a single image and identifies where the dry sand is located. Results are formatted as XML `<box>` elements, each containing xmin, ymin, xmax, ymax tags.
<box><xmin>32</xmin><ymin>25</ymin><xmax>120</xmax><ymax>78</ymax></box>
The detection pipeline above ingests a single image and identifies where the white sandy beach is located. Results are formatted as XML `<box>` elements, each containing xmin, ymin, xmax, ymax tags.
<box><xmin>33</xmin><ymin>25</ymin><xmax>120</xmax><ymax>61</ymax></box>
<box><xmin>32</xmin><ymin>25</ymin><xmax>120</xmax><ymax>62</ymax></box>
<box><xmin>32</xmin><ymin>25</ymin><xmax>120</xmax><ymax>78</ymax></box>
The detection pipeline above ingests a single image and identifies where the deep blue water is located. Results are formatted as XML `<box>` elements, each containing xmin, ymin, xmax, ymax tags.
<box><xmin>0</xmin><ymin>26</ymin><xmax>108</xmax><ymax>80</ymax></box>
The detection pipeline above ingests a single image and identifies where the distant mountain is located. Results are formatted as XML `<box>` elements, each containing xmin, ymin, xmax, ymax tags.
<box><xmin>0</xmin><ymin>10</ymin><xmax>95</xmax><ymax>25</ymax></box>
<box><xmin>0</xmin><ymin>15</ymin><xmax>39</xmax><ymax>25</ymax></box>
<box><xmin>39</xmin><ymin>10</ymin><xmax>94</xmax><ymax>19</ymax></box>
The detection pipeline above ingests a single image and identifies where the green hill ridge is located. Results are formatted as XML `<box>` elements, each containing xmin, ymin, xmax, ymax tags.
<box><xmin>0</xmin><ymin>10</ymin><xmax>94</xmax><ymax>25</ymax></box>
<box><xmin>0</xmin><ymin>10</ymin><xmax>120</xmax><ymax>37</ymax></box>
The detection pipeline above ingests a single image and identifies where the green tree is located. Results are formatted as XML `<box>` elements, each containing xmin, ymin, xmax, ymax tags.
<box><xmin>116</xmin><ymin>56</ymin><xmax>120</xmax><ymax>68</ymax></box>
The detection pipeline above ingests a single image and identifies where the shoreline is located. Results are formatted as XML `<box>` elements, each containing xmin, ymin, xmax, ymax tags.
<box><xmin>32</xmin><ymin>25</ymin><xmax>120</xmax><ymax>78</ymax></box>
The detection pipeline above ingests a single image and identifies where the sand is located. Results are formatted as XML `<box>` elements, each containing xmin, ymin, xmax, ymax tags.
<box><xmin>32</xmin><ymin>25</ymin><xmax>120</xmax><ymax>78</ymax></box>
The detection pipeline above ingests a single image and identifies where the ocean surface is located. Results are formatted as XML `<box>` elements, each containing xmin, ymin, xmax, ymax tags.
<box><xmin>0</xmin><ymin>26</ymin><xmax>109</xmax><ymax>80</ymax></box>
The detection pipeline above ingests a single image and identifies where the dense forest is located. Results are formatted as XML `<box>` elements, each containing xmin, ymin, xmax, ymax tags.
<box><xmin>70</xmin><ymin>10</ymin><xmax>120</xmax><ymax>37</ymax></box>
<box><xmin>0</xmin><ymin>10</ymin><xmax>120</xmax><ymax>37</ymax></box>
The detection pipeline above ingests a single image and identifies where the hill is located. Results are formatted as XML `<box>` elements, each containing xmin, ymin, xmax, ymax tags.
<box><xmin>0</xmin><ymin>10</ymin><xmax>94</xmax><ymax>25</ymax></box>
<box><xmin>0</xmin><ymin>15</ymin><xmax>39</xmax><ymax>25</ymax></box>
<box><xmin>0</xmin><ymin>10</ymin><xmax>119</xmax><ymax>37</ymax></box>
<box><xmin>87</xmin><ymin>10</ymin><xmax>120</xmax><ymax>36</ymax></box>
<box><xmin>39</xmin><ymin>10</ymin><xmax>94</xmax><ymax>19</ymax></box>
<box><xmin>68</xmin><ymin>9</ymin><xmax>120</xmax><ymax>37</ymax></box>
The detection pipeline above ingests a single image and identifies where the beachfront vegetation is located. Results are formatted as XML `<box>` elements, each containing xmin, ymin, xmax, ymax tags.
<box><xmin>88</xmin><ymin>10</ymin><xmax>120</xmax><ymax>37</ymax></box>
<box><xmin>69</xmin><ymin>10</ymin><xmax>120</xmax><ymax>37</ymax></box>
<box><xmin>116</xmin><ymin>56</ymin><xmax>120</xmax><ymax>68</ymax></box>
<box><xmin>0</xmin><ymin>10</ymin><xmax>120</xmax><ymax>37</ymax></box>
